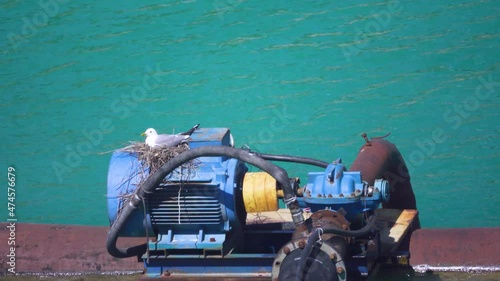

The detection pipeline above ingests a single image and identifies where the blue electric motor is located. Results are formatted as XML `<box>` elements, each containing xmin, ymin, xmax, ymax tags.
<box><xmin>107</xmin><ymin>128</ymin><xmax>247</xmax><ymax>251</ymax></box>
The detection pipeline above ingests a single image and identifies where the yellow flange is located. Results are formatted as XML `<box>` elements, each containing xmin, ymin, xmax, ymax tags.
<box><xmin>242</xmin><ymin>172</ymin><xmax>279</xmax><ymax>213</ymax></box>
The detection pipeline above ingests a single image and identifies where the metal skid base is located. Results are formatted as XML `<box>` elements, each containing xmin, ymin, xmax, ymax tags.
<box><xmin>141</xmin><ymin>209</ymin><xmax>417</xmax><ymax>279</ymax></box>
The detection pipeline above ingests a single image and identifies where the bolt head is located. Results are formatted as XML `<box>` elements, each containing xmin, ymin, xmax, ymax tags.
<box><xmin>337</xmin><ymin>266</ymin><xmax>344</xmax><ymax>274</ymax></box>
<box><xmin>298</xmin><ymin>240</ymin><xmax>306</xmax><ymax>249</ymax></box>
<box><xmin>283</xmin><ymin>247</ymin><xmax>291</xmax><ymax>255</ymax></box>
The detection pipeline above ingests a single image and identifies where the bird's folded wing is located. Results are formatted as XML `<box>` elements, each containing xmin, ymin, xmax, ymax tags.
<box><xmin>155</xmin><ymin>134</ymin><xmax>189</xmax><ymax>147</ymax></box>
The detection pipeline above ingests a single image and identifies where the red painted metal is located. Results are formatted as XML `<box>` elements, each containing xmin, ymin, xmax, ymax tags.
<box><xmin>410</xmin><ymin>228</ymin><xmax>500</xmax><ymax>267</ymax></box>
<box><xmin>0</xmin><ymin>223</ymin><xmax>143</xmax><ymax>274</ymax></box>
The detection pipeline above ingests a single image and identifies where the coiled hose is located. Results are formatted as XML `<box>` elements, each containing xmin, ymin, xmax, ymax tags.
<box><xmin>107</xmin><ymin>146</ymin><xmax>305</xmax><ymax>258</ymax></box>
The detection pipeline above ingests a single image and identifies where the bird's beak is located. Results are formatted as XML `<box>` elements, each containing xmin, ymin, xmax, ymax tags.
<box><xmin>141</xmin><ymin>132</ymin><xmax>146</xmax><ymax>136</ymax></box>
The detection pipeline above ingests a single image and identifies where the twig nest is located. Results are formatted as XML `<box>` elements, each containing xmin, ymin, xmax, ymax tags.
<box><xmin>120</xmin><ymin>142</ymin><xmax>194</xmax><ymax>175</ymax></box>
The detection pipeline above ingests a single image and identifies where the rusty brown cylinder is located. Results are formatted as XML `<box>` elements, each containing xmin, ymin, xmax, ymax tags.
<box><xmin>349</xmin><ymin>138</ymin><xmax>420</xmax><ymax>230</ymax></box>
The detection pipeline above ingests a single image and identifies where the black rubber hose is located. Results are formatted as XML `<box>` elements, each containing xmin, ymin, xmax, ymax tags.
<box><xmin>107</xmin><ymin>146</ymin><xmax>305</xmax><ymax>258</ymax></box>
<box><xmin>295</xmin><ymin>227</ymin><xmax>321</xmax><ymax>281</ymax></box>
<box><xmin>294</xmin><ymin>215</ymin><xmax>377</xmax><ymax>281</ymax></box>
<box><xmin>106</xmin><ymin>199</ymin><xmax>148</xmax><ymax>258</ymax></box>
<box><xmin>254</xmin><ymin>153</ymin><xmax>329</xmax><ymax>168</ymax></box>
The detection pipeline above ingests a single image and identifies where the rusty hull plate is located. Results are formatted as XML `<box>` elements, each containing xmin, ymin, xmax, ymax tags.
<box><xmin>0</xmin><ymin>223</ymin><xmax>143</xmax><ymax>274</ymax></box>
<box><xmin>410</xmin><ymin>227</ymin><xmax>500</xmax><ymax>267</ymax></box>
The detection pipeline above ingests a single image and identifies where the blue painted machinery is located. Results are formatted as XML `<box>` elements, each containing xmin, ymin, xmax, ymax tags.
<box><xmin>107</xmin><ymin>129</ymin><xmax>246</xmax><ymax>252</ymax></box>
<box><xmin>303</xmin><ymin>159</ymin><xmax>390</xmax><ymax>221</ymax></box>
<box><xmin>106</xmin><ymin>128</ymin><xmax>419</xmax><ymax>280</ymax></box>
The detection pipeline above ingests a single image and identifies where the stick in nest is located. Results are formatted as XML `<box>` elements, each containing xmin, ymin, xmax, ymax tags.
<box><xmin>119</xmin><ymin>142</ymin><xmax>198</xmax><ymax>193</ymax></box>
<box><xmin>115</xmin><ymin>141</ymin><xmax>199</xmax><ymax>214</ymax></box>
<box><xmin>121</xmin><ymin>142</ymin><xmax>192</xmax><ymax>173</ymax></box>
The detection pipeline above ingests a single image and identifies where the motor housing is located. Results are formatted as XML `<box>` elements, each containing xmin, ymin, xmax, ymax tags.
<box><xmin>107</xmin><ymin>128</ymin><xmax>247</xmax><ymax>252</ymax></box>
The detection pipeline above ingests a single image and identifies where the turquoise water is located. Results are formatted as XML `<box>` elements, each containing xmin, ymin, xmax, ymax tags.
<box><xmin>0</xmin><ymin>0</ymin><xmax>498</xmax><ymax>228</ymax></box>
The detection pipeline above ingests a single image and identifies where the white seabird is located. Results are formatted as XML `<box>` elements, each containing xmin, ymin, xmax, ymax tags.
<box><xmin>141</xmin><ymin>124</ymin><xmax>200</xmax><ymax>148</ymax></box>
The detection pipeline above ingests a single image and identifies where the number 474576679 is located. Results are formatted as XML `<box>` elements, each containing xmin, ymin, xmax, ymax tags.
<box><xmin>7</xmin><ymin>167</ymin><xmax>16</xmax><ymax>216</ymax></box>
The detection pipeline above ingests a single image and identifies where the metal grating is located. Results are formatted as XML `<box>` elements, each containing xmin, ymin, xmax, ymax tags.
<box><xmin>148</xmin><ymin>183</ymin><xmax>222</xmax><ymax>225</ymax></box>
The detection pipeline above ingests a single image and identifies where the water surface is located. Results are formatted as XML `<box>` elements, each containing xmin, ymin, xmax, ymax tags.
<box><xmin>0</xmin><ymin>0</ymin><xmax>498</xmax><ymax>228</ymax></box>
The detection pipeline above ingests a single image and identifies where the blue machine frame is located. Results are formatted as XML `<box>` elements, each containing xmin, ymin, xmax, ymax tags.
<box><xmin>107</xmin><ymin>128</ymin><xmax>392</xmax><ymax>277</ymax></box>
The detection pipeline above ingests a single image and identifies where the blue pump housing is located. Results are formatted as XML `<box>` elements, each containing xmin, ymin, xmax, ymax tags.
<box><xmin>303</xmin><ymin>159</ymin><xmax>389</xmax><ymax>220</ymax></box>
<box><xmin>107</xmin><ymin>128</ymin><xmax>247</xmax><ymax>251</ymax></box>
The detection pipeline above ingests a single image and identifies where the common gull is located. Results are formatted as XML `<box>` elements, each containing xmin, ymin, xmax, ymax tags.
<box><xmin>141</xmin><ymin>124</ymin><xmax>200</xmax><ymax>148</ymax></box>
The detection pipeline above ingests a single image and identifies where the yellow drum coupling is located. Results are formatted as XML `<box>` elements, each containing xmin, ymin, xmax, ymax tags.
<box><xmin>242</xmin><ymin>172</ymin><xmax>279</xmax><ymax>213</ymax></box>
